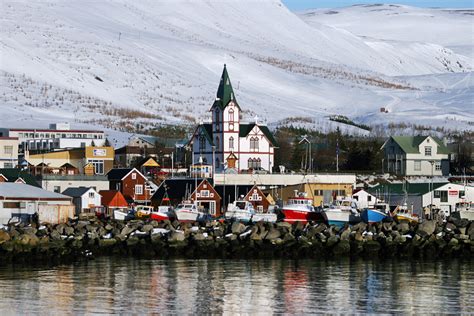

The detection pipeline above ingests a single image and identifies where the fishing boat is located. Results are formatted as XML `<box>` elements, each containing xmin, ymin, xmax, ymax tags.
<box><xmin>174</xmin><ymin>201</ymin><xmax>205</xmax><ymax>222</ymax></box>
<box><xmin>451</xmin><ymin>202</ymin><xmax>474</xmax><ymax>221</ymax></box>
<box><xmin>225</xmin><ymin>199</ymin><xmax>255</xmax><ymax>222</ymax></box>
<box><xmin>151</xmin><ymin>206</ymin><xmax>174</xmax><ymax>221</ymax></box>
<box><xmin>281</xmin><ymin>192</ymin><xmax>321</xmax><ymax>224</ymax></box>
<box><xmin>321</xmin><ymin>198</ymin><xmax>360</xmax><ymax>226</ymax></box>
<box><xmin>393</xmin><ymin>204</ymin><xmax>419</xmax><ymax>223</ymax></box>
<box><xmin>360</xmin><ymin>203</ymin><xmax>390</xmax><ymax>224</ymax></box>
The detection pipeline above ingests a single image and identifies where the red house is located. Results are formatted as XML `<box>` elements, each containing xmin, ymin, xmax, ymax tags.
<box><xmin>191</xmin><ymin>179</ymin><xmax>221</xmax><ymax>217</ymax></box>
<box><xmin>100</xmin><ymin>190</ymin><xmax>129</xmax><ymax>216</ymax></box>
<box><xmin>244</xmin><ymin>185</ymin><xmax>270</xmax><ymax>212</ymax></box>
<box><xmin>107</xmin><ymin>168</ymin><xmax>153</xmax><ymax>204</ymax></box>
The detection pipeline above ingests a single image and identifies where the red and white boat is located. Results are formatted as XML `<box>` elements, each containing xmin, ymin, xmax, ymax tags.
<box><xmin>151</xmin><ymin>206</ymin><xmax>174</xmax><ymax>221</ymax></box>
<box><xmin>281</xmin><ymin>192</ymin><xmax>322</xmax><ymax>224</ymax></box>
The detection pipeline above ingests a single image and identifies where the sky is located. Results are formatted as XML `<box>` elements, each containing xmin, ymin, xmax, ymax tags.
<box><xmin>282</xmin><ymin>0</ymin><xmax>474</xmax><ymax>10</ymax></box>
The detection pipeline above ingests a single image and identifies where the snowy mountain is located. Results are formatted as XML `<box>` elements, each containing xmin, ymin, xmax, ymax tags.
<box><xmin>0</xmin><ymin>0</ymin><xmax>472</xmax><ymax>142</ymax></box>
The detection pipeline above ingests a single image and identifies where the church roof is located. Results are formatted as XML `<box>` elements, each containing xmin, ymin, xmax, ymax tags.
<box><xmin>239</xmin><ymin>124</ymin><xmax>278</xmax><ymax>147</ymax></box>
<box><xmin>212</xmin><ymin>65</ymin><xmax>239</xmax><ymax>110</ymax></box>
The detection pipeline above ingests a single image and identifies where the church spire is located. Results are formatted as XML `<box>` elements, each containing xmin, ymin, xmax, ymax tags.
<box><xmin>213</xmin><ymin>64</ymin><xmax>238</xmax><ymax>110</ymax></box>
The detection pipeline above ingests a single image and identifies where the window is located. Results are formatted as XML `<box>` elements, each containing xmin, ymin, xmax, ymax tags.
<box><xmin>131</xmin><ymin>173</ymin><xmax>136</xmax><ymax>180</ymax></box>
<box><xmin>4</xmin><ymin>163</ymin><xmax>13</xmax><ymax>168</ymax></box>
<box><xmin>54</xmin><ymin>186</ymin><xmax>61</xmax><ymax>193</ymax></box>
<box><xmin>414</xmin><ymin>160</ymin><xmax>421</xmax><ymax>171</ymax></box>
<box><xmin>89</xmin><ymin>192</ymin><xmax>95</xmax><ymax>198</ymax></box>
<box><xmin>135</xmin><ymin>185</ymin><xmax>143</xmax><ymax>195</ymax></box>
<box><xmin>89</xmin><ymin>160</ymin><xmax>104</xmax><ymax>175</ymax></box>
<box><xmin>228</xmin><ymin>109</ymin><xmax>234</xmax><ymax>122</ymax></box>
<box><xmin>425</xmin><ymin>146</ymin><xmax>432</xmax><ymax>156</ymax></box>
<box><xmin>368</xmin><ymin>196</ymin><xmax>372</xmax><ymax>202</ymax></box>
<box><xmin>440</xmin><ymin>190</ymin><xmax>448</xmax><ymax>203</ymax></box>
<box><xmin>200</xmin><ymin>190</ymin><xmax>210</xmax><ymax>197</ymax></box>
<box><xmin>3</xmin><ymin>146</ymin><xmax>13</xmax><ymax>154</ymax></box>
<box><xmin>314</xmin><ymin>190</ymin><xmax>323</xmax><ymax>196</ymax></box>
<box><xmin>199</xmin><ymin>136</ymin><xmax>206</xmax><ymax>151</ymax></box>
<box><xmin>434</xmin><ymin>190</ymin><xmax>441</xmax><ymax>198</ymax></box>
<box><xmin>435</xmin><ymin>162</ymin><xmax>441</xmax><ymax>171</ymax></box>
<box><xmin>250</xmin><ymin>137</ymin><xmax>259</xmax><ymax>152</ymax></box>
<box><xmin>229</xmin><ymin>136</ymin><xmax>234</xmax><ymax>150</ymax></box>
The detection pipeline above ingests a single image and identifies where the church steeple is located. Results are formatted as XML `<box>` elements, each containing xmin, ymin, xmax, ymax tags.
<box><xmin>213</xmin><ymin>64</ymin><xmax>238</xmax><ymax>110</ymax></box>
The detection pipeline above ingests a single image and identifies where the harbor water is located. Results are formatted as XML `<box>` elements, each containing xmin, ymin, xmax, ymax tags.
<box><xmin>0</xmin><ymin>258</ymin><xmax>472</xmax><ymax>314</ymax></box>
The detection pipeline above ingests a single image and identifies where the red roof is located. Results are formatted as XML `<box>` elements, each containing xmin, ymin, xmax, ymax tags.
<box><xmin>100</xmin><ymin>190</ymin><xmax>128</xmax><ymax>208</ymax></box>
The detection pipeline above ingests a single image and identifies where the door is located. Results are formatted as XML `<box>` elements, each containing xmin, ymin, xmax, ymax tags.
<box><xmin>323</xmin><ymin>190</ymin><xmax>332</xmax><ymax>205</ymax></box>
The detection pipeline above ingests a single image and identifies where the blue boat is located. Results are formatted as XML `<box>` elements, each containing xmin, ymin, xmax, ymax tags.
<box><xmin>361</xmin><ymin>208</ymin><xmax>388</xmax><ymax>223</ymax></box>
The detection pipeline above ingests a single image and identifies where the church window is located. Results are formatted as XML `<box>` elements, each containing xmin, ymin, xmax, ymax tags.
<box><xmin>215</xmin><ymin>136</ymin><xmax>220</xmax><ymax>150</ymax></box>
<box><xmin>229</xmin><ymin>109</ymin><xmax>234</xmax><ymax>122</ymax></box>
<box><xmin>250</xmin><ymin>137</ymin><xmax>259</xmax><ymax>152</ymax></box>
<box><xmin>229</xmin><ymin>136</ymin><xmax>234</xmax><ymax>150</ymax></box>
<box><xmin>199</xmin><ymin>136</ymin><xmax>206</xmax><ymax>151</ymax></box>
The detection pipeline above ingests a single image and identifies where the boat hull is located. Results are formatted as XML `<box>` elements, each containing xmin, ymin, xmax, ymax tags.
<box><xmin>452</xmin><ymin>210</ymin><xmax>474</xmax><ymax>221</ymax></box>
<box><xmin>322</xmin><ymin>210</ymin><xmax>360</xmax><ymax>226</ymax></box>
<box><xmin>114</xmin><ymin>210</ymin><xmax>128</xmax><ymax>221</ymax></box>
<box><xmin>225</xmin><ymin>210</ymin><xmax>253</xmax><ymax>223</ymax></box>
<box><xmin>282</xmin><ymin>209</ymin><xmax>322</xmax><ymax>224</ymax></box>
<box><xmin>395</xmin><ymin>214</ymin><xmax>418</xmax><ymax>223</ymax></box>
<box><xmin>361</xmin><ymin>209</ymin><xmax>387</xmax><ymax>224</ymax></box>
<box><xmin>151</xmin><ymin>212</ymin><xmax>170</xmax><ymax>221</ymax></box>
<box><xmin>175</xmin><ymin>210</ymin><xmax>200</xmax><ymax>222</ymax></box>
<box><xmin>252</xmin><ymin>213</ymin><xmax>277</xmax><ymax>223</ymax></box>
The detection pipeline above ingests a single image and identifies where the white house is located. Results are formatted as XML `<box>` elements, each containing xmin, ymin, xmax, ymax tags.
<box><xmin>190</xmin><ymin>65</ymin><xmax>278</xmax><ymax>173</ymax></box>
<box><xmin>352</xmin><ymin>189</ymin><xmax>379</xmax><ymax>209</ymax></box>
<box><xmin>0</xmin><ymin>183</ymin><xmax>73</xmax><ymax>224</ymax></box>
<box><xmin>62</xmin><ymin>187</ymin><xmax>102</xmax><ymax>215</ymax></box>
<box><xmin>0</xmin><ymin>123</ymin><xmax>105</xmax><ymax>153</ymax></box>
<box><xmin>382</xmin><ymin>136</ymin><xmax>451</xmax><ymax>176</ymax></box>
<box><xmin>422</xmin><ymin>183</ymin><xmax>474</xmax><ymax>216</ymax></box>
<box><xmin>0</xmin><ymin>137</ymin><xmax>19</xmax><ymax>168</ymax></box>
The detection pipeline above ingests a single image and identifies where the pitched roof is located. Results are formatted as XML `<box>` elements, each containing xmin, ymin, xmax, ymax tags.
<box><xmin>0</xmin><ymin>168</ymin><xmax>41</xmax><ymax>187</ymax></box>
<box><xmin>62</xmin><ymin>187</ymin><xmax>96</xmax><ymax>197</ymax></box>
<box><xmin>239</xmin><ymin>124</ymin><xmax>278</xmax><ymax>147</ymax></box>
<box><xmin>107</xmin><ymin>168</ymin><xmax>133</xmax><ymax>180</ymax></box>
<box><xmin>194</xmin><ymin>123</ymin><xmax>214</xmax><ymax>145</ymax></box>
<box><xmin>107</xmin><ymin>168</ymin><xmax>146</xmax><ymax>181</ymax></box>
<box><xmin>368</xmin><ymin>182</ymin><xmax>448</xmax><ymax>196</ymax></box>
<box><xmin>0</xmin><ymin>183</ymin><xmax>72</xmax><ymax>200</ymax></box>
<box><xmin>99</xmin><ymin>190</ymin><xmax>128</xmax><ymax>207</ymax></box>
<box><xmin>212</xmin><ymin>65</ymin><xmax>239</xmax><ymax>110</ymax></box>
<box><xmin>389</xmin><ymin>136</ymin><xmax>451</xmax><ymax>154</ymax></box>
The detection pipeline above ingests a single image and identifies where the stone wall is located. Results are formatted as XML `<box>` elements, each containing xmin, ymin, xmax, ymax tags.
<box><xmin>0</xmin><ymin>217</ymin><xmax>473</xmax><ymax>263</ymax></box>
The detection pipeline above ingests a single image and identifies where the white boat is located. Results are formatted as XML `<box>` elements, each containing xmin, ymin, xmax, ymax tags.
<box><xmin>252</xmin><ymin>205</ymin><xmax>278</xmax><ymax>223</ymax></box>
<box><xmin>322</xmin><ymin>198</ymin><xmax>360</xmax><ymax>226</ymax></box>
<box><xmin>452</xmin><ymin>202</ymin><xmax>474</xmax><ymax>221</ymax></box>
<box><xmin>114</xmin><ymin>209</ymin><xmax>130</xmax><ymax>221</ymax></box>
<box><xmin>225</xmin><ymin>200</ymin><xmax>254</xmax><ymax>222</ymax></box>
<box><xmin>174</xmin><ymin>202</ymin><xmax>205</xmax><ymax>222</ymax></box>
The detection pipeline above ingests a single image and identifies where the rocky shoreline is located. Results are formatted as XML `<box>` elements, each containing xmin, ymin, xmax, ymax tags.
<box><xmin>0</xmin><ymin>217</ymin><xmax>473</xmax><ymax>263</ymax></box>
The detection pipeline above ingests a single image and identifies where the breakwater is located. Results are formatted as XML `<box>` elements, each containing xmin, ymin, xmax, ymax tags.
<box><xmin>0</xmin><ymin>218</ymin><xmax>473</xmax><ymax>263</ymax></box>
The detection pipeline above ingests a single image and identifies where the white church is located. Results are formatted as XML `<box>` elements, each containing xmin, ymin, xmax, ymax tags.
<box><xmin>190</xmin><ymin>65</ymin><xmax>278</xmax><ymax>173</ymax></box>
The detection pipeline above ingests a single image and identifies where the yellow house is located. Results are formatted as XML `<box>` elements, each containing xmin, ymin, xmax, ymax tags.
<box><xmin>270</xmin><ymin>182</ymin><xmax>353</xmax><ymax>207</ymax></box>
<box><xmin>26</xmin><ymin>146</ymin><xmax>114</xmax><ymax>175</ymax></box>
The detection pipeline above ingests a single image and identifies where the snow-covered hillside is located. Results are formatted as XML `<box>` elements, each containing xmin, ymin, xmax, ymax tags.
<box><xmin>0</xmin><ymin>0</ymin><xmax>473</xmax><ymax>140</ymax></box>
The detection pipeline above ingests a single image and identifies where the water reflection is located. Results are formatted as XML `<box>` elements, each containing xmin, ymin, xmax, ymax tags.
<box><xmin>0</xmin><ymin>258</ymin><xmax>472</xmax><ymax>314</ymax></box>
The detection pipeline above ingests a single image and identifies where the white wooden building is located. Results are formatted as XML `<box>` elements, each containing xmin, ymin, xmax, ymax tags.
<box><xmin>190</xmin><ymin>65</ymin><xmax>278</xmax><ymax>173</ymax></box>
<box><xmin>382</xmin><ymin>136</ymin><xmax>451</xmax><ymax>176</ymax></box>
<box><xmin>62</xmin><ymin>187</ymin><xmax>102</xmax><ymax>215</ymax></box>
<box><xmin>352</xmin><ymin>189</ymin><xmax>380</xmax><ymax>209</ymax></box>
